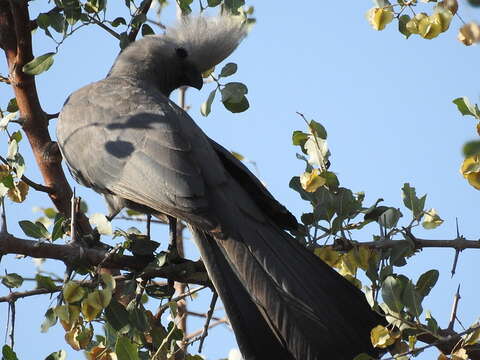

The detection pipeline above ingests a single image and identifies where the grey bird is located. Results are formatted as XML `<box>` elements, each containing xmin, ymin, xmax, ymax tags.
<box><xmin>57</xmin><ymin>16</ymin><xmax>383</xmax><ymax>360</ymax></box>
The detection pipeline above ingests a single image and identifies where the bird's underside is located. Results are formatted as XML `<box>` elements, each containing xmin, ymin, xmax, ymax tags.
<box><xmin>56</xmin><ymin>16</ymin><xmax>384</xmax><ymax>360</ymax></box>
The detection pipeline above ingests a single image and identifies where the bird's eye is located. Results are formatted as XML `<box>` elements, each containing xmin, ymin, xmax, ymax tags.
<box><xmin>175</xmin><ymin>47</ymin><xmax>188</xmax><ymax>58</ymax></box>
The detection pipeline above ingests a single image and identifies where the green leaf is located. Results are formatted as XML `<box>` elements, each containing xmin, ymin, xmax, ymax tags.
<box><xmin>145</xmin><ymin>284</ymin><xmax>175</xmax><ymax>299</ymax></box>
<box><xmin>401</xmin><ymin>183</ymin><xmax>426</xmax><ymax>219</ymax></box>
<box><xmin>48</xmin><ymin>12</ymin><xmax>66</xmax><ymax>33</ymax></box>
<box><xmin>2</xmin><ymin>273</ymin><xmax>24</xmax><ymax>288</ymax></box>
<box><xmin>18</xmin><ymin>220</ymin><xmax>47</xmax><ymax>239</ymax></box>
<box><xmin>415</xmin><ymin>269</ymin><xmax>439</xmax><ymax>298</ymax></box>
<box><xmin>115</xmin><ymin>336</ymin><xmax>140</xmax><ymax>360</ymax></box>
<box><xmin>22</xmin><ymin>53</ymin><xmax>55</xmax><ymax>76</ymax></box>
<box><xmin>84</xmin><ymin>0</ymin><xmax>106</xmax><ymax>13</ymax></box>
<box><xmin>1</xmin><ymin>174</ymin><xmax>14</xmax><ymax>189</ymax></box>
<box><xmin>207</xmin><ymin>0</ymin><xmax>222</xmax><ymax>6</ymax></box>
<box><xmin>309</xmin><ymin>120</ymin><xmax>327</xmax><ymax>139</ymax></box>
<box><xmin>224</xmin><ymin>0</ymin><xmax>245</xmax><ymax>14</ymax></box>
<box><xmin>105</xmin><ymin>299</ymin><xmax>130</xmax><ymax>332</ymax></box>
<box><xmin>220</xmin><ymin>62</ymin><xmax>238</xmax><ymax>77</ymax></box>
<box><xmin>399</xmin><ymin>14</ymin><xmax>411</xmax><ymax>38</ymax></box>
<box><xmin>36</xmin><ymin>274</ymin><xmax>58</xmax><ymax>291</ymax></box>
<box><xmin>200</xmin><ymin>89</ymin><xmax>216</xmax><ymax>117</ymax></box>
<box><xmin>378</xmin><ymin>208</ymin><xmax>402</xmax><ymax>229</ymax></box>
<box><xmin>453</xmin><ymin>97</ymin><xmax>480</xmax><ymax>119</ymax></box>
<box><xmin>223</xmin><ymin>96</ymin><xmax>249</xmax><ymax>113</ymax></box>
<box><xmin>221</xmin><ymin>82</ymin><xmax>248</xmax><ymax>103</ymax></box>
<box><xmin>64</xmin><ymin>1</ymin><xmax>82</xmax><ymax>25</ymax></box>
<box><xmin>36</xmin><ymin>13</ymin><xmax>50</xmax><ymax>29</ymax></box>
<box><xmin>51</xmin><ymin>214</ymin><xmax>66</xmax><ymax>241</ymax></box>
<box><xmin>44</xmin><ymin>350</ymin><xmax>67</xmax><ymax>360</ymax></box>
<box><xmin>129</xmin><ymin>234</ymin><xmax>159</xmax><ymax>256</ymax></box>
<box><xmin>425</xmin><ymin>311</ymin><xmax>439</xmax><ymax>335</ymax></box>
<box><xmin>402</xmin><ymin>280</ymin><xmax>423</xmax><ymax>317</ymax></box>
<box><xmin>2</xmin><ymin>345</ymin><xmax>18</xmax><ymax>360</ymax></box>
<box><xmin>141</xmin><ymin>23</ymin><xmax>154</xmax><ymax>36</ymax></box>
<box><xmin>382</xmin><ymin>275</ymin><xmax>406</xmax><ymax>313</ymax></box>
<box><xmin>127</xmin><ymin>301</ymin><xmax>150</xmax><ymax>332</ymax></box>
<box><xmin>63</xmin><ymin>281</ymin><xmax>86</xmax><ymax>303</ymax></box>
<box><xmin>40</xmin><ymin>308</ymin><xmax>58</xmax><ymax>333</ymax></box>
<box><xmin>463</xmin><ymin>140</ymin><xmax>480</xmax><ymax>157</ymax></box>
<box><xmin>6</xmin><ymin>98</ymin><xmax>18</xmax><ymax>112</ymax></box>
<box><xmin>292</xmin><ymin>131</ymin><xmax>309</xmax><ymax>146</ymax></box>
<box><xmin>177</xmin><ymin>0</ymin><xmax>193</xmax><ymax>14</ymax></box>
<box><xmin>111</xmin><ymin>17</ymin><xmax>127</xmax><ymax>27</ymax></box>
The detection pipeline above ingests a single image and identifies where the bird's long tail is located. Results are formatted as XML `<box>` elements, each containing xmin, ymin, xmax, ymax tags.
<box><xmin>190</xmin><ymin>178</ymin><xmax>383</xmax><ymax>360</ymax></box>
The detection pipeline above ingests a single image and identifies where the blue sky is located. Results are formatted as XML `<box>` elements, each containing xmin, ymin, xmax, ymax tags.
<box><xmin>1</xmin><ymin>1</ymin><xmax>479</xmax><ymax>359</ymax></box>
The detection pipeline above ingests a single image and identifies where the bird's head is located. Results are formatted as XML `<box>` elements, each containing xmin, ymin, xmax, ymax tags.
<box><xmin>109</xmin><ymin>16</ymin><xmax>247</xmax><ymax>96</ymax></box>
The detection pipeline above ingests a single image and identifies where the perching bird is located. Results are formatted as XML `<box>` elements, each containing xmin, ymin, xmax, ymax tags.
<box><xmin>57</xmin><ymin>16</ymin><xmax>383</xmax><ymax>360</ymax></box>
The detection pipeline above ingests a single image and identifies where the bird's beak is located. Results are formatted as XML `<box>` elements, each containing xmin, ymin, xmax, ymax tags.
<box><xmin>185</xmin><ymin>66</ymin><xmax>203</xmax><ymax>90</ymax></box>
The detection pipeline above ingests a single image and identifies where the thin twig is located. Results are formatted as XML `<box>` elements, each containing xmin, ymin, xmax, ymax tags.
<box><xmin>185</xmin><ymin>318</ymin><xmax>229</xmax><ymax>342</ymax></box>
<box><xmin>8</xmin><ymin>301</ymin><xmax>15</xmax><ymax>348</ymax></box>
<box><xmin>69</xmin><ymin>190</ymin><xmax>78</xmax><ymax>244</ymax></box>
<box><xmin>451</xmin><ymin>218</ymin><xmax>462</xmax><ymax>277</ymax></box>
<box><xmin>0</xmin><ymin>197</ymin><xmax>7</xmax><ymax>234</ymax></box>
<box><xmin>45</xmin><ymin>112</ymin><xmax>59</xmax><ymax>120</ymax></box>
<box><xmin>0</xmin><ymin>286</ymin><xmax>62</xmax><ymax>303</ymax></box>
<box><xmin>198</xmin><ymin>290</ymin><xmax>218</xmax><ymax>353</ymax></box>
<box><xmin>448</xmin><ymin>284</ymin><xmax>461</xmax><ymax>331</ymax></box>
<box><xmin>156</xmin><ymin>285</ymin><xmax>207</xmax><ymax>315</ymax></box>
<box><xmin>86</xmin><ymin>14</ymin><xmax>121</xmax><ymax>39</ymax></box>
<box><xmin>186</xmin><ymin>310</ymin><xmax>223</xmax><ymax>322</ymax></box>
<box><xmin>0</xmin><ymin>75</ymin><xmax>10</xmax><ymax>84</ymax></box>
<box><xmin>116</xmin><ymin>215</ymin><xmax>167</xmax><ymax>225</ymax></box>
<box><xmin>382</xmin><ymin>324</ymin><xmax>480</xmax><ymax>360</ymax></box>
<box><xmin>127</xmin><ymin>0</ymin><xmax>153</xmax><ymax>43</ymax></box>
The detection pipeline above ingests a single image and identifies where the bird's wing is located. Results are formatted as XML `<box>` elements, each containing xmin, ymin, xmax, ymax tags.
<box><xmin>57</xmin><ymin>76</ymin><xmax>226</xmax><ymax>228</ymax></box>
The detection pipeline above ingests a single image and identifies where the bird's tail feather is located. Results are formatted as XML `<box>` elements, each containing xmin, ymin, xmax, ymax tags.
<box><xmin>191</xmin><ymin>179</ymin><xmax>383</xmax><ymax>360</ymax></box>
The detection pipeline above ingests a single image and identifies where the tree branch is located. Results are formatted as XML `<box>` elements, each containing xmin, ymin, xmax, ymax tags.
<box><xmin>0</xmin><ymin>0</ymin><xmax>91</xmax><ymax>233</ymax></box>
<box><xmin>0</xmin><ymin>233</ymin><xmax>209</xmax><ymax>285</ymax></box>
<box><xmin>127</xmin><ymin>0</ymin><xmax>153</xmax><ymax>43</ymax></box>
<box><xmin>327</xmin><ymin>237</ymin><xmax>480</xmax><ymax>252</ymax></box>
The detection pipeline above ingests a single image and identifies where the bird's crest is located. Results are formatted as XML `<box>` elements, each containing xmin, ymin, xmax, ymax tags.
<box><xmin>165</xmin><ymin>16</ymin><xmax>247</xmax><ymax>72</ymax></box>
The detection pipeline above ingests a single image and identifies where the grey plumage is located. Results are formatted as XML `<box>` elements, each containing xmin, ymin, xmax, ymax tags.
<box><xmin>57</xmin><ymin>16</ymin><xmax>382</xmax><ymax>360</ymax></box>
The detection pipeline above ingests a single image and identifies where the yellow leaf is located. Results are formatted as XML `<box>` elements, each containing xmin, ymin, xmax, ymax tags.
<box><xmin>476</xmin><ymin>123</ymin><xmax>480</xmax><ymax>136</ymax></box>
<box><xmin>314</xmin><ymin>247</ymin><xmax>341</xmax><ymax>268</ymax></box>
<box><xmin>351</xmin><ymin>246</ymin><xmax>372</xmax><ymax>270</ymax></box>
<box><xmin>101</xmin><ymin>273</ymin><xmax>116</xmax><ymax>291</ymax></box>
<box><xmin>300</xmin><ymin>169</ymin><xmax>326</xmax><ymax>193</ymax></box>
<box><xmin>366</xmin><ymin>7</ymin><xmax>394</xmax><ymax>31</ymax></box>
<box><xmin>452</xmin><ymin>348</ymin><xmax>468</xmax><ymax>360</ymax></box>
<box><xmin>422</xmin><ymin>208</ymin><xmax>444</xmax><ymax>229</ymax></box>
<box><xmin>463</xmin><ymin>326</ymin><xmax>480</xmax><ymax>345</ymax></box>
<box><xmin>7</xmin><ymin>181</ymin><xmax>29</xmax><ymax>203</ymax></box>
<box><xmin>202</xmin><ymin>66</ymin><xmax>215</xmax><ymax>78</ymax></box>
<box><xmin>231</xmin><ymin>151</ymin><xmax>244</xmax><ymax>161</ymax></box>
<box><xmin>458</xmin><ymin>23</ymin><xmax>480</xmax><ymax>46</ymax></box>
<box><xmin>342</xmin><ymin>274</ymin><xmax>362</xmax><ymax>289</ymax></box>
<box><xmin>81</xmin><ymin>292</ymin><xmax>105</xmax><ymax>322</ymax></box>
<box><xmin>418</xmin><ymin>16</ymin><xmax>442</xmax><ymax>39</ymax></box>
<box><xmin>65</xmin><ymin>324</ymin><xmax>92</xmax><ymax>350</ymax></box>
<box><xmin>87</xmin><ymin>345</ymin><xmax>118</xmax><ymax>360</ymax></box>
<box><xmin>460</xmin><ymin>156</ymin><xmax>480</xmax><ymax>190</ymax></box>
<box><xmin>339</xmin><ymin>250</ymin><xmax>358</xmax><ymax>277</ymax></box>
<box><xmin>54</xmin><ymin>305</ymin><xmax>81</xmax><ymax>331</ymax></box>
<box><xmin>432</xmin><ymin>8</ymin><xmax>453</xmax><ymax>32</ymax></box>
<box><xmin>371</xmin><ymin>324</ymin><xmax>397</xmax><ymax>348</ymax></box>
<box><xmin>438</xmin><ymin>0</ymin><xmax>458</xmax><ymax>15</ymax></box>
<box><xmin>63</xmin><ymin>281</ymin><xmax>86</xmax><ymax>303</ymax></box>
